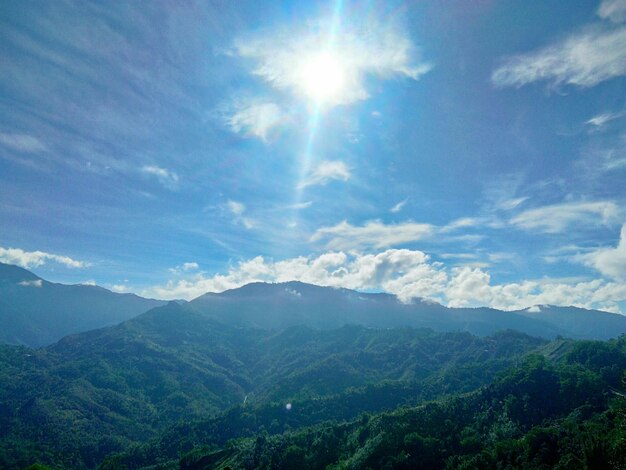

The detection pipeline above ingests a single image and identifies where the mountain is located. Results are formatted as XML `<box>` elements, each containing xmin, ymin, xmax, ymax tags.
<box><xmin>515</xmin><ymin>304</ymin><xmax>626</xmax><ymax>340</ymax></box>
<box><xmin>176</xmin><ymin>341</ymin><xmax>626</xmax><ymax>470</ymax></box>
<box><xmin>189</xmin><ymin>281</ymin><xmax>626</xmax><ymax>340</ymax></box>
<box><xmin>0</xmin><ymin>262</ymin><xmax>166</xmax><ymax>347</ymax></box>
<box><xmin>0</xmin><ymin>301</ymin><xmax>545</xmax><ymax>469</ymax></box>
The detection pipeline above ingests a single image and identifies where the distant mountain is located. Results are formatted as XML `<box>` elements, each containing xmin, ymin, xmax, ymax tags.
<box><xmin>514</xmin><ymin>304</ymin><xmax>626</xmax><ymax>340</ymax></box>
<box><xmin>0</xmin><ymin>263</ymin><xmax>165</xmax><ymax>347</ymax></box>
<box><xmin>189</xmin><ymin>281</ymin><xmax>626</xmax><ymax>340</ymax></box>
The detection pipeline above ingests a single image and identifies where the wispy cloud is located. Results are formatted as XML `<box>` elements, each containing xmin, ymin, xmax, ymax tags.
<box><xmin>300</xmin><ymin>160</ymin><xmax>351</xmax><ymax>188</ymax></box>
<box><xmin>0</xmin><ymin>246</ymin><xmax>87</xmax><ymax>269</ymax></box>
<box><xmin>227</xmin><ymin>101</ymin><xmax>285</xmax><ymax>142</ymax></box>
<box><xmin>390</xmin><ymin>199</ymin><xmax>407</xmax><ymax>213</ymax></box>
<box><xmin>310</xmin><ymin>220</ymin><xmax>435</xmax><ymax>250</ymax></box>
<box><xmin>492</xmin><ymin>26</ymin><xmax>626</xmax><ymax>89</ymax></box>
<box><xmin>510</xmin><ymin>201</ymin><xmax>621</xmax><ymax>233</ymax></box>
<box><xmin>598</xmin><ymin>0</ymin><xmax>626</xmax><ymax>23</ymax></box>
<box><xmin>440</xmin><ymin>217</ymin><xmax>482</xmax><ymax>233</ymax></box>
<box><xmin>234</xmin><ymin>14</ymin><xmax>431</xmax><ymax>107</ymax></box>
<box><xmin>0</xmin><ymin>132</ymin><xmax>47</xmax><ymax>153</ymax></box>
<box><xmin>227</xmin><ymin>200</ymin><xmax>246</xmax><ymax>216</ymax></box>
<box><xmin>225</xmin><ymin>200</ymin><xmax>256</xmax><ymax>229</ymax></box>
<box><xmin>585</xmin><ymin>110</ymin><xmax>626</xmax><ymax>128</ymax></box>
<box><xmin>141</xmin><ymin>165</ymin><xmax>179</xmax><ymax>189</ymax></box>
<box><xmin>497</xmin><ymin>197</ymin><xmax>529</xmax><ymax>211</ymax></box>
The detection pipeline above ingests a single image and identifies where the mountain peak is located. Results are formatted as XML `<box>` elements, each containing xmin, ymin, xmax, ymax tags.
<box><xmin>0</xmin><ymin>262</ymin><xmax>41</xmax><ymax>283</ymax></box>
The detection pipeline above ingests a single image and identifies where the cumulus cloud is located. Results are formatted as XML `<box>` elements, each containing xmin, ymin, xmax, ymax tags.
<box><xmin>0</xmin><ymin>246</ymin><xmax>87</xmax><ymax>269</ymax></box>
<box><xmin>141</xmin><ymin>165</ymin><xmax>179</xmax><ymax>189</ymax></box>
<box><xmin>310</xmin><ymin>220</ymin><xmax>435</xmax><ymax>250</ymax></box>
<box><xmin>169</xmin><ymin>262</ymin><xmax>200</xmax><ymax>275</ymax></box>
<box><xmin>510</xmin><ymin>201</ymin><xmax>620</xmax><ymax>233</ymax></box>
<box><xmin>228</xmin><ymin>102</ymin><xmax>284</xmax><ymax>142</ymax></box>
<box><xmin>300</xmin><ymin>160</ymin><xmax>351</xmax><ymax>188</ymax></box>
<box><xmin>140</xmin><ymin>249</ymin><xmax>626</xmax><ymax>313</ymax></box>
<box><xmin>582</xmin><ymin>222</ymin><xmax>626</xmax><ymax>279</ymax></box>
<box><xmin>142</xmin><ymin>249</ymin><xmax>445</xmax><ymax>302</ymax></box>
<box><xmin>18</xmin><ymin>279</ymin><xmax>43</xmax><ymax>287</ymax></box>
<box><xmin>234</xmin><ymin>14</ymin><xmax>431</xmax><ymax>107</ymax></box>
<box><xmin>598</xmin><ymin>0</ymin><xmax>626</xmax><ymax>22</ymax></box>
<box><xmin>492</xmin><ymin>26</ymin><xmax>626</xmax><ymax>89</ymax></box>
<box><xmin>0</xmin><ymin>132</ymin><xmax>47</xmax><ymax>153</ymax></box>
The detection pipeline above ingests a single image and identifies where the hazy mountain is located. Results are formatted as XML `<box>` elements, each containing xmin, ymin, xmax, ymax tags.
<box><xmin>189</xmin><ymin>281</ymin><xmax>626</xmax><ymax>340</ymax></box>
<box><xmin>0</xmin><ymin>263</ymin><xmax>165</xmax><ymax>347</ymax></box>
<box><xmin>514</xmin><ymin>304</ymin><xmax>626</xmax><ymax>340</ymax></box>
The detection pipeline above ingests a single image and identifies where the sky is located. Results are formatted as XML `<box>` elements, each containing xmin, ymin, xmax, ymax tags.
<box><xmin>1</xmin><ymin>0</ymin><xmax>626</xmax><ymax>313</ymax></box>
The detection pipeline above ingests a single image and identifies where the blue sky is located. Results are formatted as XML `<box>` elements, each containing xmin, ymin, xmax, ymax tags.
<box><xmin>1</xmin><ymin>0</ymin><xmax>626</xmax><ymax>312</ymax></box>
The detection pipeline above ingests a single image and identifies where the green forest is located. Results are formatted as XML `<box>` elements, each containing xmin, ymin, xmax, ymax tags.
<box><xmin>0</xmin><ymin>302</ymin><xmax>624</xmax><ymax>469</ymax></box>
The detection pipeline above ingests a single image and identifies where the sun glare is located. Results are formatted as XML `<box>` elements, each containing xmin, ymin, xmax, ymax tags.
<box><xmin>299</xmin><ymin>51</ymin><xmax>346</xmax><ymax>104</ymax></box>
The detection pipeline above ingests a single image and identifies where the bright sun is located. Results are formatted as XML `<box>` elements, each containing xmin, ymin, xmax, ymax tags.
<box><xmin>299</xmin><ymin>52</ymin><xmax>346</xmax><ymax>104</ymax></box>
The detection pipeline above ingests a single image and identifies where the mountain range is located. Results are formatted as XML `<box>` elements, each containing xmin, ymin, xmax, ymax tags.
<box><xmin>1</xmin><ymin>263</ymin><xmax>625</xmax><ymax>348</ymax></box>
<box><xmin>0</xmin><ymin>263</ymin><xmax>625</xmax><ymax>468</ymax></box>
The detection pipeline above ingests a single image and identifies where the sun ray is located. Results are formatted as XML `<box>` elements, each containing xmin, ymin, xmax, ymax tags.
<box><xmin>291</xmin><ymin>0</ymin><xmax>345</xmax><ymax>232</ymax></box>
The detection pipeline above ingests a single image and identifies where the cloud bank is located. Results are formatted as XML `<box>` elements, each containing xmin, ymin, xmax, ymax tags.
<box><xmin>141</xmin><ymin>249</ymin><xmax>626</xmax><ymax>313</ymax></box>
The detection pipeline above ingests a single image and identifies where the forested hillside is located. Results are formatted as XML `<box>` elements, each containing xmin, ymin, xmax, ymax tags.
<box><xmin>1</xmin><ymin>298</ymin><xmax>624</xmax><ymax>469</ymax></box>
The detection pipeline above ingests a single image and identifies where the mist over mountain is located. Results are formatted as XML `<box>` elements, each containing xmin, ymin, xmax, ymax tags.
<box><xmin>0</xmin><ymin>263</ymin><xmax>165</xmax><ymax>347</ymax></box>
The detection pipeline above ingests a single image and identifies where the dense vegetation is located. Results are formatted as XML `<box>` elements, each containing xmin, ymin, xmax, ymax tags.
<box><xmin>177</xmin><ymin>339</ymin><xmax>626</xmax><ymax>470</ymax></box>
<box><xmin>0</xmin><ymin>297</ymin><xmax>624</xmax><ymax>469</ymax></box>
<box><xmin>1</xmin><ymin>302</ymin><xmax>546</xmax><ymax>469</ymax></box>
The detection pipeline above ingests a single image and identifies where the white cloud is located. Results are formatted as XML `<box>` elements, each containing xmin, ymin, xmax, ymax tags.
<box><xmin>169</xmin><ymin>262</ymin><xmax>200</xmax><ymax>275</ymax></box>
<box><xmin>18</xmin><ymin>279</ymin><xmax>42</xmax><ymax>287</ymax></box>
<box><xmin>234</xmin><ymin>14</ymin><xmax>431</xmax><ymax>107</ymax></box>
<box><xmin>111</xmin><ymin>284</ymin><xmax>131</xmax><ymax>293</ymax></box>
<box><xmin>182</xmin><ymin>262</ymin><xmax>199</xmax><ymax>271</ymax></box>
<box><xmin>228</xmin><ymin>102</ymin><xmax>284</xmax><ymax>142</ymax></box>
<box><xmin>586</xmin><ymin>110</ymin><xmax>625</xmax><ymax>128</ymax></box>
<box><xmin>0</xmin><ymin>246</ymin><xmax>87</xmax><ymax>269</ymax></box>
<box><xmin>390</xmin><ymin>199</ymin><xmax>407</xmax><ymax>213</ymax></box>
<box><xmin>81</xmin><ymin>280</ymin><xmax>97</xmax><ymax>286</ymax></box>
<box><xmin>141</xmin><ymin>165</ymin><xmax>179</xmax><ymax>189</ymax></box>
<box><xmin>140</xmin><ymin>249</ymin><xmax>626</xmax><ymax>313</ymax></box>
<box><xmin>142</xmin><ymin>249</ymin><xmax>445</xmax><ymax>302</ymax></box>
<box><xmin>598</xmin><ymin>0</ymin><xmax>626</xmax><ymax>23</ymax></box>
<box><xmin>582</xmin><ymin>222</ymin><xmax>626</xmax><ymax>279</ymax></box>
<box><xmin>227</xmin><ymin>200</ymin><xmax>246</xmax><ymax>216</ymax></box>
<box><xmin>0</xmin><ymin>132</ymin><xmax>47</xmax><ymax>153</ymax></box>
<box><xmin>510</xmin><ymin>201</ymin><xmax>620</xmax><ymax>233</ymax></box>
<box><xmin>440</xmin><ymin>217</ymin><xmax>482</xmax><ymax>233</ymax></box>
<box><xmin>492</xmin><ymin>26</ymin><xmax>626</xmax><ymax>88</ymax></box>
<box><xmin>310</xmin><ymin>220</ymin><xmax>435</xmax><ymax>250</ymax></box>
<box><xmin>300</xmin><ymin>160</ymin><xmax>351</xmax><ymax>188</ymax></box>
<box><xmin>498</xmin><ymin>197</ymin><xmax>529</xmax><ymax>211</ymax></box>
<box><xmin>225</xmin><ymin>200</ymin><xmax>256</xmax><ymax>229</ymax></box>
